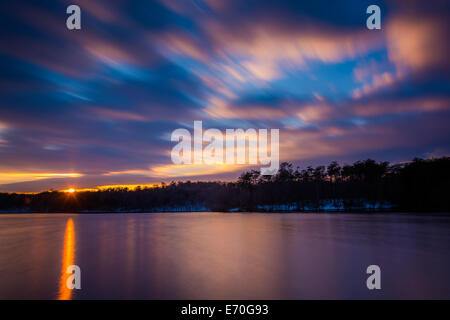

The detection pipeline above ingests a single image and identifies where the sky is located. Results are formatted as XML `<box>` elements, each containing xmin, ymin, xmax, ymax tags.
<box><xmin>0</xmin><ymin>0</ymin><xmax>449</xmax><ymax>192</ymax></box>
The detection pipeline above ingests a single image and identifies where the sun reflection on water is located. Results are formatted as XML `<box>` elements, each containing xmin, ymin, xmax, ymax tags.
<box><xmin>58</xmin><ymin>218</ymin><xmax>75</xmax><ymax>300</ymax></box>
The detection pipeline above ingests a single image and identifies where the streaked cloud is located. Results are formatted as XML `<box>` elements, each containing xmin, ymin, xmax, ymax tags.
<box><xmin>0</xmin><ymin>172</ymin><xmax>83</xmax><ymax>185</ymax></box>
<box><xmin>0</xmin><ymin>0</ymin><xmax>449</xmax><ymax>192</ymax></box>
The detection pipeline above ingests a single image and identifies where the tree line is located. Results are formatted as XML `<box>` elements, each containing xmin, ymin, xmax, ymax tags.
<box><xmin>0</xmin><ymin>157</ymin><xmax>449</xmax><ymax>213</ymax></box>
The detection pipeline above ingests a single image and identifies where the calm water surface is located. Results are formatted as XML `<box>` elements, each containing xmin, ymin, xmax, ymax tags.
<box><xmin>1</xmin><ymin>212</ymin><xmax>450</xmax><ymax>299</ymax></box>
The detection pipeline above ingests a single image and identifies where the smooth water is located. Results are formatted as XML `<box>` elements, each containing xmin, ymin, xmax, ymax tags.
<box><xmin>1</xmin><ymin>212</ymin><xmax>450</xmax><ymax>299</ymax></box>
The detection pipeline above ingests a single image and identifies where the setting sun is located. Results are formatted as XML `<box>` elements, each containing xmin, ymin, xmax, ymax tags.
<box><xmin>66</xmin><ymin>188</ymin><xmax>75</xmax><ymax>193</ymax></box>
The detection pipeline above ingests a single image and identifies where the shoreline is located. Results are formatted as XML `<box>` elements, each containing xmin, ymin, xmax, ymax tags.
<box><xmin>2</xmin><ymin>210</ymin><xmax>450</xmax><ymax>216</ymax></box>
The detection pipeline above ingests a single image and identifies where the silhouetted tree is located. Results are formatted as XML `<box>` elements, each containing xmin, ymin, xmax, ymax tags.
<box><xmin>0</xmin><ymin>157</ymin><xmax>449</xmax><ymax>213</ymax></box>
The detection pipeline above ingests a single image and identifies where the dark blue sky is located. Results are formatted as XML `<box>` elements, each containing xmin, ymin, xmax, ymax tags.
<box><xmin>0</xmin><ymin>0</ymin><xmax>449</xmax><ymax>192</ymax></box>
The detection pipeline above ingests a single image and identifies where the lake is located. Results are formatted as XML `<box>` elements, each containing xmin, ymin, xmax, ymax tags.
<box><xmin>1</xmin><ymin>212</ymin><xmax>450</xmax><ymax>299</ymax></box>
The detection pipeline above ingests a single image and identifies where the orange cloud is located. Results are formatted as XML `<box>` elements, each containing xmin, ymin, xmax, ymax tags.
<box><xmin>352</xmin><ymin>72</ymin><xmax>396</xmax><ymax>99</ymax></box>
<box><xmin>83</xmin><ymin>38</ymin><xmax>140</xmax><ymax>65</ymax></box>
<box><xmin>158</xmin><ymin>31</ymin><xmax>210</xmax><ymax>62</ymax></box>
<box><xmin>352</xmin><ymin>97</ymin><xmax>450</xmax><ymax>117</ymax></box>
<box><xmin>74</xmin><ymin>0</ymin><xmax>121</xmax><ymax>23</ymax></box>
<box><xmin>151</xmin><ymin>163</ymin><xmax>248</xmax><ymax>177</ymax></box>
<box><xmin>242</xmin><ymin>60</ymin><xmax>280</xmax><ymax>81</ymax></box>
<box><xmin>387</xmin><ymin>17</ymin><xmax>448</xmax><ymax>72</ymax></box>
<box><xmin>296</xmin><ymin>103</ymin><xmax>334</xmax><ymax>123</ymax></box>
<box><xmin>204</xmin><ymin>97</ymin><xmax>286</xmax><ymax>119</ymax></box>
<box><xmin>206</xmin><ymin>23</ymin><xmax>383</xmax><ymax>81</ymax></box>
<box><xmin>0</xmin><ymin>173</ymin><xmax>83</xmax><ymax>184</ymax></box>
<box><xmin>0</xmin><ymin>122</ymin><xmax>8</xmax><ymax>145</ymax></box>
<box><xmin>89</xmin><ymin>107</ymin><xmax>148</xmax><ymax>122</ymax></box>
<box><xmin>196</xmin><ymin>73</ymin><xmax>237</xmax><ymax>99</ymax></box>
